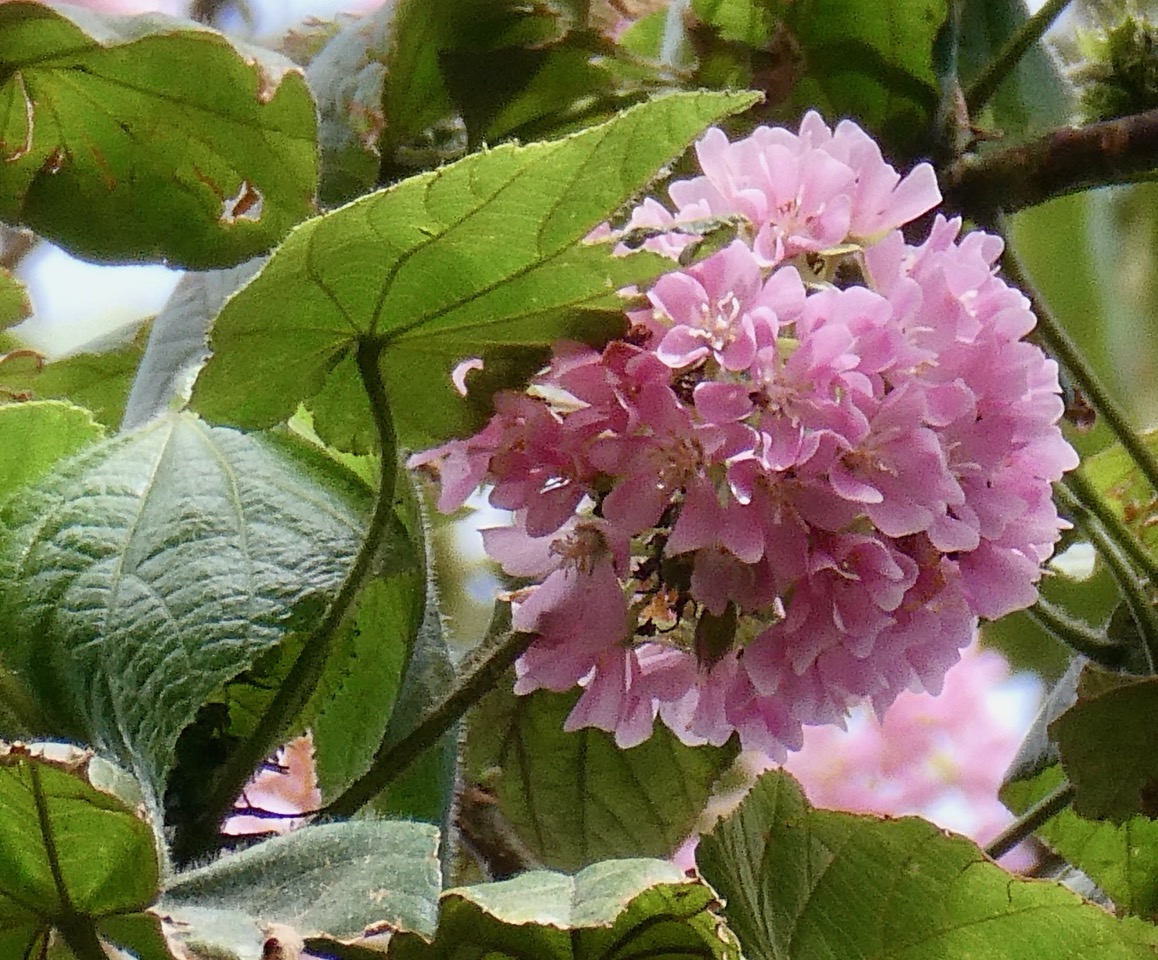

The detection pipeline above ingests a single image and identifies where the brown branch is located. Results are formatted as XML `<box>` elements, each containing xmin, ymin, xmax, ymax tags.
<box><xmin>941</xmin><ymin>108</ymin><xmax>1158</xmax><ymax>215</ymax></box>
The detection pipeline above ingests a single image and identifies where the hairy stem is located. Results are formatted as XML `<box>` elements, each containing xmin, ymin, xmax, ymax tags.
<box><xmin>1027</xmin><ymin>597</ymin><xmax>1122</xmax><ymax>667</ymax></box>
<box><xmin>944</xmin><ymin>109</ymin><xmax>1158</xmax><ymax>214</ymax></box>
<box><xmin>1057</xmin><ymin>482</ymin><xmax>1158</xmax><ymax>672</ymax></box>
<box><xmin>322</xmin><ymin>627</ymin><xmax>535</xmax><ymax>818</ymax></box>
<box><xmin>964</xmin><ymin>0</ymin><xmax>1074</xmax><ymax>116</ymax></box>
<box><xmin>184</xmin><ymin>337</ymin><xmax>397</xmax><ymax>860</ymax></box>
<box><xmin>984</xmin><ymin>778</ymin><xmax>1075</xmax><ymax>860</ymax></box>
<box><xmin>996</xmin><ymin>228</ymin><xmax>1158</xmax><ymax>497</ymax></box>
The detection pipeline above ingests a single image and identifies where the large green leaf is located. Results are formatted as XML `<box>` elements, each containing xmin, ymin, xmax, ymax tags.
<box><xmin>957</xmin><ymin>0</ymin><xmax>1073</xmax><ymax>140</ymax></box>
<box><xmin>0</xmin><ymin>743</ymin><xmax>173</xmax><ymax>960</ymax></box>
<box><xmin>388</xmin><ymin>859</ymin><xmax>739</xmax><ymax>960</ymax></box>
<box><xmin>464</xmin><ymin>681</ymin><xmax>737</xmax><ymax>872</ymax></box>
<box><xmin>191</xmin><ymin>90</ymin><xmax>759</xmax><ymax>449</ymax></box>
<box><xmin>0</xmin><ymin>3</ymin><xmax>318</xmax><ymax>268</ymax></box>
<box><xmin>305</xmin><ymin>469</ymin><xmax>428</xmax><ymax>806</ymax></box>
<box><xmin>1005</xmin><ymin>764</ymin><xmax>1158</xmax><ymax>922</ymax></box>
<box><xmin>0</xmin><ymin>400</ymin><xmax>103</xmax><ymax>500</ymax></box>
<box><xmin>0</xmin><ymin>412</ymin><xmax>368</xmax><ymax>796</ymax></box>
<box><xmin>697</xmin><ymin>769</ymin><xmax>1158</xmax><ymax>960</ymax></box>
<box><xmin>365</xmin><ymin>588</ymin><xmax>458</xmax><ymax>836</ymax></box>
<box><xmin>160</xmin><ymin>820</ymin><xmax>441</xmax><ymax>959</ymax></box>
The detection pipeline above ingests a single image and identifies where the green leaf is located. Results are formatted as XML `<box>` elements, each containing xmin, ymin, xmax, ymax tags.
<box><xmin>0</xmin><ymin>400</ymin><xmax>103</xmax><ymax>500</ymax></box>
<box><xmin>122</xmin><ymin>260</ymin><xmax>264</xmax><ymax>431</ymax></box>
<box><xmin>1083</xmin><ymin>427</ymin><xmax>1158</xmax><ymax>553</ymax></box>
<box><xmin>0</xmin><ymin>324</ymin><xmax>150</xmax><ymax>428</ymax></box>
<box><xmin>191</xmin><ymin>90</ymin><xmax>760</xmax><ymax>449</ymax></box>
<box><xmin>690</xmin><ymin>0</ymin><xmax>945</xmax><ymax>157</ymax></box>
<box><xmin>0</xmin><ymin>3</ymin><xmax>318</xmax><ymax>268</ymax></box>
<box><xmin>957</xmin><ymin>0</ymin><xmax>1073</xmax><ymax>140</ymax></box>
<box><xmin>388</xmin><ymin>859</ymin><xmax>739</xmax><ymax>960</ymax></box>
<box><xmin>305</xmin><ymin>471</ymin><xmax>428</xmax><ymax>805</ymax></box>
<box><xmin>1005</xmin><ymin>764</ymin><xmax>1158</xmax><ymax>922</ymax></box>
<box><xmin>0</xmin><ymin>267</ymin><xmax>31</xmax><ymax>330</ymax></box>
<box><xmin>160</xmin><ymin>820</ymin><xmax>441</xmax><ymax>957</ymax></box>
<box><xmin>698</xmin><ymin>769</ymin><xmax>1158</xmax><ymax>960</ymax></box>
<box><xmin>1052</xmin><ymin>670</ymin><xmax>1158</xmax><ymax>822</ymax></box>
<box><xmin>0</xmin><ymin>743</ymin><xmax>171</xmax><ymax>959</ymax></box>
<box><xmin>0</xmin><ymin>412</ymin><xmax>368</xmax><ymax>796</ymax></box>
<box><xmin>464</xmin><ymin>681</ymin><xmax>737</xmax><ymax>872</ymax></box>
<box><xmin>368</xmin><ymin>593</ymin><xmax>456</xmax><ymax>811</ymax></box>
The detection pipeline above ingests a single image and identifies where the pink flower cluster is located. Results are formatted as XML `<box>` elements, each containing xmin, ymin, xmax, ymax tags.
<box><xmin>412</xmin><ymin>113</ymin><xmax>1077</xmax><ymax>759</ymax></box>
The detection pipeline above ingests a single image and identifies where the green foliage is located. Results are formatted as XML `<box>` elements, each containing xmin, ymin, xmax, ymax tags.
<box><xmin>388</xmin><ymin>859</ymin><xmax>739</xmax><ymax>960</ymax></box>
<box><xmin>0</xmin><ymin>744</ymin><xmax>169</xmax><ymax>960</ymax></box>
<box><xmin>161</xmin><ymin>820</ymin><xmax>441</xmax><ymax>957</ymax></box>
<box><xmin>464</xmin><ymin>680</ymin><xmax>737</xmax><ymax>871</ymax></box>
<box><xmin>0</xmin><ymin>268</ymin><xmax>30</xmax><ymax>330</ymax></box>
<box><xmin>192</xmin><ymin>90</ymin><xmax>758</xmax><ymax>450</ymax></box>
<box><xmin>6</xmin><ymin>0</ymin><xmax>1158</xmax><ymax>952</ymax></box>
<box><xmin>1053</xmin><ymin>670</ymin><xmax>1158</xmax><ymax>822</ymax></box>
<box><xmin>957</xmin><ymin>0</ymin><xmax>1074</xmax><ymax>138</ymax></box>
<box><xmin>688</xmin><ymin>0</ymin><xmax>946</xmax><ymax>156</ymax></box>
<box><xmin>0</xmin><ymin>413</ymin><xmax>369</xmax><ymax>798</ymax></box>
<box><xmin>0</xmin><ymin>3</ymin><xmax>318</xmax><ymax>268</ymax></box>
<box><xmin>307</xmin><ymin>0</ymin><xmax>670</xmax><ymax>205</ymax></box>
<box><xmin>0</xmin><ymin>325</ymin><xmax>150</xmax><ymax>428</ymax></box>
<box><xmin>122</xmin><ymin>261</ymin><xmax>263</xmax><ymax>431</ymax></box>
<box><xmin>1005</xmin><ymin>765</ymin><xmax>1158</xmax><ymax>922</ymax></box>
<box><xmin>698</xmin><ymin>769</ymin><xmax>1158</xmax><ymax>960</ymax></box>
<box><xmin>0</xmin><ymin>400</ymin><xmax>103</xmax><ymax>497</ymax></box>
<box><xmin>1074</xmin><ymin>12</ymin><xmax>1158</xmax><ymax>123</ymax></box>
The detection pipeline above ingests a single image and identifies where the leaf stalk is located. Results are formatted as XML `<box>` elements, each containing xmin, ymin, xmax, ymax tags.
<box><xmin>184</xmin><ymin>337</ymin><xmax>397</xmax><ymax>860</ymax></box>
<box><xmin>322</xmin><ymin>626</ymin><xmax>535</xmax><ymax>818</ymax></box>
<box><xmin>984</xmin><ymin>778</ymin><xmax>1075</xmax><ymax>860</ymax></box>
<box><xmin>1056</xmin><ymin>482</ymin><xmax>1158</xmax><ymax>673</ymax></box>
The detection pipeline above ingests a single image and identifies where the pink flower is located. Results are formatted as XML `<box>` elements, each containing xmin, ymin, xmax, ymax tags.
<box><xmin>412</xmin><ymin>113</ymin><xmax>1074</xmax><ymax>760</ymax></box>
<box><xmin>666</xmin><ymin>112</ymin><xmax>942</xmax><ymax>265</ymax></box>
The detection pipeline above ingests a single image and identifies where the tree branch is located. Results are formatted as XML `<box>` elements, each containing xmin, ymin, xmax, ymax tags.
<box><xmin>942</xmin><ymin>109</ymin><xmax>1158</xmax><ymax>215</ymax></box>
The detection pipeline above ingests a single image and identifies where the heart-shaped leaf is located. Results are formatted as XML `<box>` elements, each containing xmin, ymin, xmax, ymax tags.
<box><xmin>464</xmin><ymin>681</ymin><xmax>737</xmax><ymax>872</ymax></box>
<box><xmin>0</xmin><ymin>742</ymin><xmax>173</xmax><ymax>959</ymax></box>
<box><xmin>160</xmin><ymin>819</ymin><xmax>441</xmax><ymax>959</ymax></box>
<box><xmin>0</xmin><ymin>412</ymin><xmax>370</xmax><ymax>797</ymax></box>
